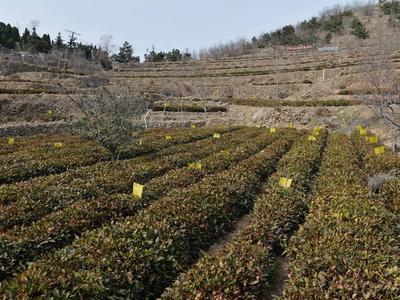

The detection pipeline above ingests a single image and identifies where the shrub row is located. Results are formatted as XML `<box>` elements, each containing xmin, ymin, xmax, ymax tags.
<box><xmin>0</xmin><ymin>88</ymin><xmax>64</xmax><ymax>95</ymax></box>
<box><xmin>0</xmin><ymin>127</ymin><xmax>239</xmax><ymax>230</ymax></box>
<box><xmin>351</xmin><ymin>132</ymin><xmax>400</xmax><ymax>214</ymax></box>
<box><xmin>0</xmin><ymin>127</ymin><xmax>227</xmax><ymax>184</ymax></box>
<box><xmin>380</xmin><ymin>178</ymin><xmax>400</xmax><ymax>215</ymax></box>
<box><xmin>225</xmin><ymin>98</ymin><xmax>361</xmax><ymax>107</ymax></box>
<box><xmin>1</xmin><ymin>133</ymin><xmax>298</xmax><ymax>299</ymax></box>
<box><xmin>0</xmin><ymin>127</ymin><xmax>179</xmax><ymax>157</ymax></box>
<box><xmin>0</xmin><ymin>128</ymin><xmax>278</xmax><ymax>280</ymax></box>
<box><xmin>351</xmin><ymin>132</ymin><xmax>400</xmax><ymax>176</ymax></box>
<box><xmin>0</xmin><ymin>133</ymin><xmax>83</xmax><ymax>156</ymax></box>
<box><xmin>0</xmin><ymin>126</ymin><xmax>233</xmax><ymax>208</ymax></box>
<box><xmin>0</xmin><ymin>141</ymin><xmax>107</xmax><ymax>184</ymax></box>
<box><xmin>161</xmin><ymin>131</ymin><xmax>326</xmax><ymax>299</ymax></box>
<box><xmin>152</xmin><ymin>102</ymin><xmax>228</xmax><ymax>113</ymax></box>
<box><xmin>280</xmin><ymin>134</ymin><xmax>400</xmax><ymax>299</ymax></box>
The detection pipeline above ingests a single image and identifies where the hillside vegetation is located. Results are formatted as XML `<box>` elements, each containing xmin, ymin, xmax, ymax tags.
<box><xmin>0</xmin><ymin>3</ymin><xmax>398</xmax><ymax>135</ymax></box>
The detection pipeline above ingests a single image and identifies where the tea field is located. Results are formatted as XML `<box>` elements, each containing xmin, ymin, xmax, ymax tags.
<box><xmin>0</xmin><ymin>126</ymin><xmax>399</xmax><ymax>299</ymax></box>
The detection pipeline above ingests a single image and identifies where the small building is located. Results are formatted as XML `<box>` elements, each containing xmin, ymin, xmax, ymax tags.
<box><xmin>318</xmin><ymin>47</ymin><xmax>340</xmax><ymax>53</ymax></box>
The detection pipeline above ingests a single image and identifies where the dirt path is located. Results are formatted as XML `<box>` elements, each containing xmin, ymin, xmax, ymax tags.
<box><xmin>207</xmin><ymin>214</ymin><xmax>252</xmax><ymax>256</ymax></box>
<box><xmin>262</xmin><ymin>256</ymin><xmax>290</xmax><ymax>300</ymax></box>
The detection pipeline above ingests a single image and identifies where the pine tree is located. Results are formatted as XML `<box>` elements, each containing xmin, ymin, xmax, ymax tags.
<box><xmin>40</xmin><ymin>34</ymin><xmax>52</xmax><ymax>53</ymax></box>
<box><xmin>54</xmin><ymin>32</ymin><xmax>65</xmax><ymax>50</ymax></box>
<box><xmin>21</xmin><ymin>28</ymin><xmax>31</xmax><ymax>50</ymax></box>
<box><xmin>115</xmin><ymin>41</ymin><xmax>133</xmax><ymax>63</ymax></box>
<box><xmin>351</xmin><ymin>18</ymin><xmax>369</xmax><ymax>39</ymax></box>
<box><xmin>29</xmin><ymin>27</ymin><xmax>42</xmax><ymax>51</ymax></box>
<box><xmin>325</xmin><ymin>32</ymin><xmax>333</xmax><ymax>44</ymax></box>
<box><xmin>0</xmin><ymin>22</ymin><xmax>20</xmax><ymax>49</ymax></box>
<box><xmin>166</xmin><ymin>49</ymin><xmax>181</xmax><ymax>61</ymax></box>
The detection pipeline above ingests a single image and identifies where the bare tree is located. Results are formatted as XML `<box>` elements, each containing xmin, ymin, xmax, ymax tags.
<box><xmin>69</xmin><ymin>88</ymin><xmax>148</xmax><ymax>161</ymax></box>
<box><xmin>98</xmin><ymin>35</ymin><xmax>115</xmax><ymax>70</ymax></box>
<box><xmin>198</xmin><ymin>38</ymin><xmax>254</xmax><ymax>60</ymax></box>
<box><xmin>99</xmin><ymin>35</ymin><xmax>115</xmax><ymax>54</ymax></box>
<box><xmin>359</xmin><ymin>49</ymin><xmax>400</xmax><ymax>151</ymax></box>
<box><xmin>29</xmin><ymin>20</ymin><xmax>40</xmax><ymax>31</ymax></box>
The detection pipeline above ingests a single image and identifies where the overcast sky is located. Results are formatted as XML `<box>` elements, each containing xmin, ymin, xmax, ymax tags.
<box><xmin>1</xmin><ymin>0</ymin><xmax>370</xmax><ymax>58</ymax></box>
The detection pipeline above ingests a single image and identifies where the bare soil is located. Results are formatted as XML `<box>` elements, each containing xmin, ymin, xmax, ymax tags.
<box><xmin>207</xmin><ymin>214</ymin><xmax>252</xmax><ymax>256</ymax></box>
<box><xmin>261</xmin><ymin>256</ymin><xmax>290</xmax><ymax>300</ymax></box>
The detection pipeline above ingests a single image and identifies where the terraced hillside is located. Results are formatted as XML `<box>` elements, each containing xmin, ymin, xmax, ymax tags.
<box><xmin>0</xmin><ymin>125</ymin><xmax>399</xmax><ymax>299</ymax></box>
<box><xmin>1</xmin><ymin>6</ymin><xmax>400</xmax><ymax>137</ymax></box>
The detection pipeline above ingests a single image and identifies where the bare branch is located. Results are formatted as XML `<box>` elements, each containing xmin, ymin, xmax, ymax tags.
<box><xmin>69</xmin><ymin>88</ymin><xmax>148</xmax><ymax>161</ymax></box>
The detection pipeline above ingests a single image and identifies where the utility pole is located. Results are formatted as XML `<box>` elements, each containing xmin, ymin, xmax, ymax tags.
<box><xmin>65</xmin><ymin>29</ymin><xmax>80</xmax><ymax>51</ymax></box>
<box><xmin>65</xmin><ymin>29</ymin><xmax>81</xmax><ymax>71</ymax></box>
<box><xmin>152</xmin><ymin>44</ymin><xmax>155</xmax><ymax>62</ymax></box>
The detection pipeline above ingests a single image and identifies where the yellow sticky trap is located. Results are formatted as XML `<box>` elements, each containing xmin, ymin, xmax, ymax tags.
<box><xmin>7</xmin><ymin>137</ymin><xmax>15</xmax><ymax>145</ymax></box>
<box><xmin>312</xmin><ymin>127</ymin><xmax>321</xmax><ymax>136</ymax></box>
<box><xmin>220</xmin><ymin>150</ymin><xmax>230</xmax><ymax>156</ymax></box>
<box><xmin>288</xmin><ymin>122</ymin><xmax>294</xmax><ymax>128</ymax></box>
<box><xmin>308</xmin><ymin>135</ymin><xmax>317</xmax><ymax>142</ymax></box>
<box><xmin>314</xmin><ymin>126</ymin><xmax>322</xmax><ymax>131</ymax></box>
<box><xmin>133</xmin><ymin>183</ymin><xmax>144</xmax><ymax>199</ymax></box>
<box><xmin>369</xmin><ymin>136</ymin><xmax>378</xmax><ymax>144</ymax></box>
<box><xmin>270</xmin><ymin>128</ymin><xmax>276</xmax><ymax>133</ymax></box>
<box><xmin>359</xmin><ymin>128</ymin><xmax>367</xmax><ymax>136</ymax></box>
<box><xmin>191</xmin><ymin>125</ymin><xmax>196</xmax><ymax>128</ymax></box>
<box><xmin>165</xmin><ymin>135</ymin><xmax>173</xmax><ymax>141</ymax></box>
<box><xmin>53</xmin><ymin>142</ymin><xmax>63</xmax><ymax>149</ymax></box>
<box><xmin>374</xmin><ymin>146</ymin><xmax>385</xmax><ymax>155</ymax></box>
<box><xmin>188</xmin><ymin>162</ymin><xmax>202</xmax><ymax>170</ymax></box>
<box><xmin>213</xmin><ymin>133</ymin><xmax>221</xmax><ymax>139</ymax></box>
<box><xmin>279</xmin><ymin>177</ymin><xmax>293</xmax><ymax>188</ymax></box>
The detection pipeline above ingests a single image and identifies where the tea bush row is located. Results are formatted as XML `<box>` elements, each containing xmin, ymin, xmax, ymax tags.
<box><xmin>0</xmin><ymin>127</ymin><xmax>227</xmax><ymax>184</ymax></box>
<box><xmin>0</xmin><ymin>127</ymin><xmax>235</xmax><ymax>230</ymax></box>
<box><xmin>0</xmin><ymin>128</ymin><xmax>278</xmax><ymax>281</ymax></box>
<box><xmin>161</xmin><ymin>132</ymin><xmax>326</xmax><ymax>299</ymax></box>
<box><xmin>1</xmin><ymin>134</ymin><xmax>298</xmax><ymax>298</ymax></box>
<box><xmin>281</xmin><ymin>134</ymin><xmax>400</xmax><ymax>299</ymax></box>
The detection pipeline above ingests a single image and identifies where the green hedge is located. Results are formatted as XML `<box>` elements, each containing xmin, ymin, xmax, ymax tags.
<box><xmin>351</xmin><ymin>131</ymin><xmax>400</xmax><ymax>214</ymax></box>
<box><xmin>280</xmin><ymin>134</ymin><xmax>400</xmax><ymax>299</ymax></box>
<box><xmin>351</xmin><ymin>132</ymin><xmax>400</xmax><ymax>176</ymax></box>
<box><xmin>381</xmin><ymin>178</ymin><xmax>400</xmax><ymax>214</ymax></box>
<box><xmin>161</xmin><ymin>132</ymin><xmax>326</xmax><ymax>299</ymax></box>
<box><xmin>0</xmin><ymin>127</ymin><xmax>227</xmax><ymax>184</ymax></box>
<box><xmin>0</xmin><ymin>127</ymin><xmax>235</xmax><ymax>230</ymax></box>
<box><xmin>226</xmin><ymin>98</ymin><xmax>361</xmax><ymax>107</ymax></box>
<box><xmin>152</xmin><ymin>102</ymin><xmax>227</xmax><ymax>113</ymax></box>
<box><xmin>0</xmin><ymin>128</ymin><xmax>265</xmax><ymax>280</ymax></box>
<box><xmin>0</xmin><ymin>134</ymin><xmax>82</xmax><ymax>156</ymax></box>
<box><xmin>0</xmin><ymin>88</ymin><xmax>61</xmax><ymax>95</ymax></box>
<box><xmin>1</xmin><ymin>132</ymin><xmax>298</xmax><ymax>299</ymax></box>
<box><xmin>0</xmin><ymin>141</ymin><xmax>108</xmax><ymax>184</ymax></box>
